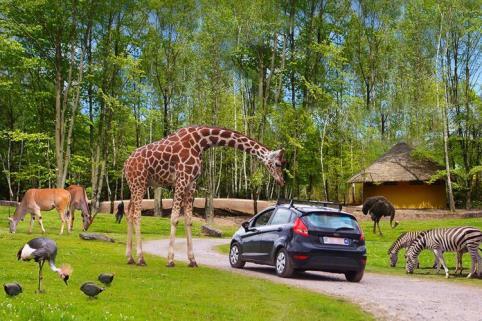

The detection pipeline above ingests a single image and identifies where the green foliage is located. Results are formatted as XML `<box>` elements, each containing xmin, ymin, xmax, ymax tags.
<box><xmin>0</xmin><ymin>0</ymin><xmax>480</xmax><ymax>208</ymax></box>
<box><xmin>0</xmin><ymin>206</ymin><xmax>373</xmax><ymax>321</ymax></box>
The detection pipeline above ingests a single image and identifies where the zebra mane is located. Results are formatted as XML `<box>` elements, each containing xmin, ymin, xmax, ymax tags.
<box><xmin>387</xmin><ymin>232</ymin><xmax>408</xmax><ymax>254</ymax></box>
<box><xmin>408</xmin><ymin>231</ymin><xmax>428</xmax><ymax>257</ymax></box>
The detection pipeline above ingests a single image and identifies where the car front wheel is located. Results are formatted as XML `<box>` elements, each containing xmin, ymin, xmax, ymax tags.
<box><xmin>275</xmin><ymin>248</ymin><xmax>294</xmax><ymax>278</ymax></box>
<box><xmin>345</xmin><ymin>269</ymin><xmax>364</xmax><ymax>282</ymax></box>
<box><xmin>229</xmin><ymin>243</ymin><xmax>245</xmax><ymax>268</ymax></box>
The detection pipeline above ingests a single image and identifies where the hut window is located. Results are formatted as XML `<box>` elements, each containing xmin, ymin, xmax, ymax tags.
<box><xmin>409</xmin><ymin>181</ymin><xmax>424</xmax><ymax>185</ymax></box>
<box><xmin>383</xmin><ymin>182</ymin><xmax>397</xmax><ymax>186</ymax></box>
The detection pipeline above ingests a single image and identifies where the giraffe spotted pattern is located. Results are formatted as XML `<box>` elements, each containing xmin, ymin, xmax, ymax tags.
<box><xmin>124</xmin><ymin>125</ymin><xmax>286</xmax><ymax>266</ymax></box>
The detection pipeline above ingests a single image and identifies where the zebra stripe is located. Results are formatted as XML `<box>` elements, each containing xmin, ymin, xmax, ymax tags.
<box><xmin>388</xmin><ymin>231</ymin><xmax>433</xmax><ymax>267</ymax></box>
<box><xmin>406</xmin><ymin>226</ymin><xmax>482</xmax><ymax>278</ymax></box>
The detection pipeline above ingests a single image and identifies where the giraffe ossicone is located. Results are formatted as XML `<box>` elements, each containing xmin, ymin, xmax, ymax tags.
<box><xmin>123</xmin><ymin>125</ymin><xmax>286</xmax><ymax>267</ymax></box>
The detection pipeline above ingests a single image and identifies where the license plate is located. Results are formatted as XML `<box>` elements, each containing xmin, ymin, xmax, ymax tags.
<box><xmin>322</xmin><ymin>237</ymin><xmax>350</xmax><ymax>246</ymax></box>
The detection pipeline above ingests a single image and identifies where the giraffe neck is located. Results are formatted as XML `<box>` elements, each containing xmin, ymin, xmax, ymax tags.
<box><xmin>196</xmin><ymin>127</ymin><xmax>271</xmax><ymax>163</ymax></box>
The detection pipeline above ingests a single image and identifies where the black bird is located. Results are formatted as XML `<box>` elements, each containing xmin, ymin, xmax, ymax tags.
<box><xmin>115</xmin><ymin>202</ymin><xmax>124</xmax><ymax>224</ymax></box>
<box><xmin>4</xmin><ymin>282</ymin><xmax>22</xmax><ymax>296</ymax></box>
<box><xmin>362</xmin><ymin>196</ymin><xmax>399</xmax><ymax>236</ymax></box>
<box><xmin>17</xmin><ymin>237</ymin><xmax>72</xmax><ymax>293</ymax></box>
<box><xmin>98</xmin><ymin>273</ymin><xmax>115</xmax><ymax>286</ymax></box>
<box><xmin>80</xmin><ymin>282</ymin><xmax>104</xmax><ymax>298</ymax></box>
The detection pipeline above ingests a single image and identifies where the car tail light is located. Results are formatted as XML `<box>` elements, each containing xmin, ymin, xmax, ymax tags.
<box><xmin>361</xmin><ymin>257</ymin><xmax>367</xmax><ymax>265</ymax></box>
<box><xmin>357</xmin><ymin>223</ymin><xmax>365</xmax><ymax>241</ymax></box>
<box><xmin>293</xmin><ymin>217</ymin><xmax>309</xmax><ymax>237</ymax></box>
<box><xmin>293</xmin><ymin>255</ymin><xmax>309</xmax><ymax>260</ymax></box>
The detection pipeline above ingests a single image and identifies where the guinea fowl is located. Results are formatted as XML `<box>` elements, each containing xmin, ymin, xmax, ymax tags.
<box><xmin>362</xmin><ymin>196</ymin><xmax>399</xmax><ymax>236</ymax></box>
<box><xmin>80</xmin><ymin>282</ymin><xmax>104</xmax><ymax>298</ymax></box>
<box><xmin>17</xmin><ymin>237</ymin><xmax>72</xmax><ymax>293</ymax></box>
<box><xmin>4</xmin><ymin>282</ymin><xmax>22</xmax><ymax>296</ymax></box>
<box><xmin>98</xmin><ymin>273</ymin><xmax>114</xmax><ymax>286</ymax></box>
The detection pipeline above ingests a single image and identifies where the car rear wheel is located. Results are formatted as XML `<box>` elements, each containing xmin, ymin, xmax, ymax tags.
<box><xmin>229</xmin><ymin>243</ymin><xmax>245</xmax><ymax>268</ymax></box>
<box><xmin>275</xmin><ymin>248</ymin><xmax>294</xmax><ymax>278</ymax></box>
<box><xmin>345</xmin><ymin>269</ymin><xmax>364</xmax><ymax>282</ymax></box>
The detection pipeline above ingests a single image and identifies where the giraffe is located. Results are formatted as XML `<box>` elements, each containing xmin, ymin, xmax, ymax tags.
<box><xmin>123</xmin><ymin>125</ymin><xmax>286</xmax><ymax>267</ymax></box>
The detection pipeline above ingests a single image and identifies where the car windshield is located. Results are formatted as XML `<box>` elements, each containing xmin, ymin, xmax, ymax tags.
<box><xmin>303</xmin><ymin>212</ymin><xmax>359</xmax><ymax>231</ymax></box>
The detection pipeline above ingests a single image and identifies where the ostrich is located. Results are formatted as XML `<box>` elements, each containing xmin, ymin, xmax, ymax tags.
<box><xmin>17</xmin><ymin>237</ymin><xmax>72</xmax><ymax>293</ymax></box>
<box><xmin>362</xmin><ymin>196</ymin><xmax>399</xmax><ymax>236</ymax></box>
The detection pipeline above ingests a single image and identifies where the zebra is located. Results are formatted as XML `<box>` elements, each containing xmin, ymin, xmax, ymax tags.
<box><xmin>388</xmin><ymin>231</ymin><xmax>435</xmax><ymax>267</ymax></box>
<box><xmin>405</xmin><ymin>226</ymin><xmax>482</xmax><ymax>278</ymax></box>
<box><xmin>389</xmin><ymin>231</ymin><xmax>466</xmax><ymax>272</ymax></box>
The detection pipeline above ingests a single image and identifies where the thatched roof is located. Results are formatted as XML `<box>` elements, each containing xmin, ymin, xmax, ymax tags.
<box><xmin>347</xmin><ymin>143</ymin><xmax>443</xmax><ymax>183</ymax></box>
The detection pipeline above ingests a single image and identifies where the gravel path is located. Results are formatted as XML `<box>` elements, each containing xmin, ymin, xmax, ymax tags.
<box><xmin>144</xmin><ymin>238</ymin><xmax>482</xmax><ymax>321</ymax></box>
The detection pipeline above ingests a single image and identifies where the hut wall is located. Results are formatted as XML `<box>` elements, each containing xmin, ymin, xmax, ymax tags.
<box><xmin>364</xmin><ymin>181</ymin><xmax>447</xmax><ymax>209</ymax></box>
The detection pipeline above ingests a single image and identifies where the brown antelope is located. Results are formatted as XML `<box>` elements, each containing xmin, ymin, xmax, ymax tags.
<box><xmin>9</xmin><ymin>188</ymin><xmax>72</xmax><ymax>235</ymax></box>
<box><xmin>66</xmin><ymin>185</ymin><xmax>92</xmax><ymax>231</ymax></box>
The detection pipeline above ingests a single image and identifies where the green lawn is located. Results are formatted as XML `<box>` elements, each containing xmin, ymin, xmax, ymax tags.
<box><xmin>217</xmin><ymin>216</ymin><xmax>482</xmax><ymax>287</ymax></box>
<box><xmin>0</xmin><ymin>206</ymin><xmax>373</xmax><ymax>321</ymax></box>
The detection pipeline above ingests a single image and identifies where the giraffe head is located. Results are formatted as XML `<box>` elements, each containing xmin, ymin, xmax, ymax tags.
<box><xmin>264</xmin><ymin>149</ymin><xmax>286</xmax><ymax>187</ymax></box>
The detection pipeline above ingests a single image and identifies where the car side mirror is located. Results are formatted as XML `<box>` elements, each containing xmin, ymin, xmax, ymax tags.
<box><xmin>241</xmin><ymin>221</ymin><xmax>250</xmax><ymax>232</ymax></box>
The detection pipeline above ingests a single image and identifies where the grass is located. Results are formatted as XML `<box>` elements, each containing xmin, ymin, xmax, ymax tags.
<box><xmin>217</xmin><ymin>217</ymin><xmax>482</xmax><ymax>287</ymax></box>
<box><xmin>0</xmin><ymin>206</ymin><xmax>373</xmax><ymax>321</ymax></box>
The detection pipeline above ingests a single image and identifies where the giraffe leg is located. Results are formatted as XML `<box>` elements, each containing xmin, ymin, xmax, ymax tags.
<box><xmin>135</xmin><ymin>218</ymin><xmax>146</xmax><ymax>266</ymax></box>
<box><xmin>126</xmin><ymin>217</ymin><xmax>135</xmax><ymax>265</ymax></box>
<box><xmin>167</xmin><ymin>179</ymin><xmax>188</xmax><ymax>267</ymax></box>
<box><xmin>184</xmin><ymin>182</ymin><xmax>197</xmax><ymax>267</ymax></box>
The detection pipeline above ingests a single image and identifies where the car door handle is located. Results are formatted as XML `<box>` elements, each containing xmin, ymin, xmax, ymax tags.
<box><xmin>276</xmin><ymin>227</ymin><xmax>282</xmax><ymax>232</ymax></box>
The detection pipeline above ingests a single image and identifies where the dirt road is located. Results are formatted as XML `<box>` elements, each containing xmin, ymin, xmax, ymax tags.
<box><xmin>144</xmin><ymin>239</ymin><xmax>482</xmax><ymax>321</ymax></box>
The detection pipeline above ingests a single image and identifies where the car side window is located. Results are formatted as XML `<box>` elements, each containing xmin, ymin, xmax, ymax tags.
<box><xmin>269</xmin><ymin>208</ymin><xmax>293</xmax><ymax>225</ymax></box>
<box><xmin>253</xmin><ymin>209</ymin><xmax>274</xmax><ymax>227</ymax></box>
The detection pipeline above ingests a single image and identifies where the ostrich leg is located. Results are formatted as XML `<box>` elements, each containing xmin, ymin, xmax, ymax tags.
<box><xmin>37</xmin><ymin>261</ymin><xmax>45</xmax><ymax>293</ymax></box>
<box><xmin>377</xmin><ymin>220</ymin><xmax>383</xmax><ymax>236</ymax></box>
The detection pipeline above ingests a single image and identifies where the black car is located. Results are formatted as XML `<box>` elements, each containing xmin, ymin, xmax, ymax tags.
<box><xmin>229</xmin><ymin>200</ymin><xmax>366</xmax><ymax>282</ymax></box>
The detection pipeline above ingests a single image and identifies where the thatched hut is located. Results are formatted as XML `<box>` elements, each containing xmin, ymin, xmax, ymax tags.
<box><xmin>347</xmin><ymin>143</ymin><xmax>446</xmax><ymax>209</ymax></box>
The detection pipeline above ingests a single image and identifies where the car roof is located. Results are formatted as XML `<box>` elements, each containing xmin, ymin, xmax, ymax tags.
<box><xmin>273</xmin><ymin>203</ymin><xmax>356</xmax><ymax>219</ymax></box>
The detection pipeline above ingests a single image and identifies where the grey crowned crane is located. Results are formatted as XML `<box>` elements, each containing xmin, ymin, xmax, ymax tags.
<box><xmin>17</xmin><ymin>237</ymin><xmax>72</xmax><ymax>293</ymax></box>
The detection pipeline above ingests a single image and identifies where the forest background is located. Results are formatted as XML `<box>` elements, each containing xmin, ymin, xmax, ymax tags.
<box><xmin>0</xmin><ymin>0</ymin><xmax>480</xmax><ymax>215</ymax></box>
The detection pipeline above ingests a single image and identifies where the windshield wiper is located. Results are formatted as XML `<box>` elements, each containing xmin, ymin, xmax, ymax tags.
<box><xmin>334</xmin><ymin>227</ymin><xmax>355</xmax><ymax>231</ymax></box>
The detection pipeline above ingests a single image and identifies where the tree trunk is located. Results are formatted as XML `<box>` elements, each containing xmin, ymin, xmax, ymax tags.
<box><xmin>436</xmin><ymin>14</ymin><xmax>455</xmax><ymax>212</ymax></box>
<box><xmin>154</xmin><ymin>187</ymin><xmax>163</xmax><ymax>217</ymax></box>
